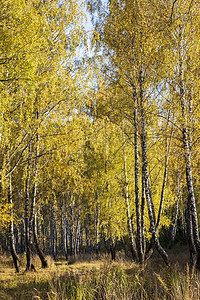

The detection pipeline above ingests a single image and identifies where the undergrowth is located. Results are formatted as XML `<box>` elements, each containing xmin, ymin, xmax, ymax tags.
<box><xmin>1</xmin><ymin>253</ymin><xmax>200</xmax><ymax>299</ymax></box>
<box><xmin>45</xmin><ymin>262</ymin><xmax>200</xmax><ymax>300</ymax></box>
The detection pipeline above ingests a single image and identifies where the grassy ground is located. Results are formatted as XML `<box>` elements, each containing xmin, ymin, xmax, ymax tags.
<box><xmin>0</xmin><ymin>254</ymin><xmax>106</xmax><ymax>300</ymax></box>
<box><xmin>0</xmin><ymin>248</ymin><xmax>200</xmax><ymax>300</ymax></box>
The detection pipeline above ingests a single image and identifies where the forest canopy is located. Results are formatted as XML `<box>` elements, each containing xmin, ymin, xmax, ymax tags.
<box><xmin>0</xmin><ymin>0</ymin><xmax>200</xmax><ymax>273</ymax></box>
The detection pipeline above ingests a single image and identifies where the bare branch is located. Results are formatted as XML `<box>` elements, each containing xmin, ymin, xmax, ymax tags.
<box><xmin>170</xmin><ymin>0</ymin><xmax>178</xmax><ymax>24</ymax></box>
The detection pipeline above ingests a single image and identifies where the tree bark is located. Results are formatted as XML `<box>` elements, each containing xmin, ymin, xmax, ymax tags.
<box><xmin>9</xmin><ymin>174</ymin><xmax>20</xmax><ymax>273</ymax></box>
<box><xmin>33</xmin><ymin>215</ymin><xmax>48</xmax><ymax>268</ymax></box>
<box><xmin>109</xmin><ymin>236</ymin><xmax>117</xmax><ymax>261</ymax></box>
<box><xmin>62</xmin><ymin>200</ymin><xmax>69</xmax><ymax>260</ymax></box>
<box><xmin>140</xmin><ymin>70</ymin><xmax>170</xmax><ymax>266</ymax></box>
<box><xmin>187</xmin><ymin>204</ymin><xmax>197</xmax><ymax>268</ymax></box>
<box><xmin>133</xmin><ymin>89</ymin><xmax>143</xmax><ymax>263</ymax></box>
<box><xmin>169</xmin><ymin>177</ymin><xmax>180</xmax><ymax>249</ymax></box>
<box><xmin>95</xmin><ymin>201</ymin><xmax>100</xmax><ymax>255</ymax></box>
<box><xmin>51</xmin><ymin>203</ymin><xmax>57</xmax><ymax>260</ymax></box>
<box><xmin>25</xmin><ymin>145</ymin><xmax>33</xmax><ymax>271</ymax></box>
<box><xmin>31</xmin><ymin>134</ymin><xmax>48</xmax><ymax>268</ymax></box>
<box><xmin>141</xmin><ymin>164</ymin><xmax>146</xmax><ymax>255</ymax></box>
<box><xmin>123</xmin><ymin>129</ymin><xmax>138</xmax><ymax>261</ymax></box>
<box><xmin>156</xmin><ymin>120</ymin><xmax>173</xmax><ymax>231</ymax></box>
<box><xmin>70</xmin><ymin>192</ymin><xmax>75</xmax><ymax>256</ymax></box>
<box><xmin>178</xmin><ymin>26</ymin><xmax>200</xmax><ymax>270</ymax></box>
<box><xmin>75</xmin><ymin>208</ymin><xmax>81</xmax><ymax>255</ymax></box>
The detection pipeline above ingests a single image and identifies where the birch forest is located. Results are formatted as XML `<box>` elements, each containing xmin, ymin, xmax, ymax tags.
<box><xmin>0</xmin><ymin>0</ymin><xmax>200</xmax><ymax>299</ymax></box>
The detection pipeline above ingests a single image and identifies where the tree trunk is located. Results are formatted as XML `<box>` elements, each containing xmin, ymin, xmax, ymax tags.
<box><xmin>187</xmin><ymin>205</ymin><xmax>197</xmax><ymax>268</ymax></box>
<box><xmin>141</xmin><ymin>165</ymin><xmax>146</xmax><ymax>255</ymax></box>
<box><xmin>95</xmin><ymin>196</ymin><xmax>100</xmax><ymax>255</ymax></box>
<box><xmin>178</xmin><ymin>27</ymin><xmax>200</xmax><ymax>270</ymax></box>
<box><xmin>169</xmin><ymin>177</ymin><xmax>180</xmax><ymax>249</ymax></box>
<box><xmin>123</xmin><ymin>123</ymin><xmax>138</xmax><ymax>261</ymax></box>
<box><xmin>69</xmin><ymin>192</ymin><xmax>76</xmax><ymax>256</ymax></box>
<box><xmin>75</xmin><ymin>208</ymin><xmax>81</xmax><ymax>255</ymax></box>
<box><xmin>156</xmin><ymin>120</ymin><xmax>173</xmax><ymax>231</ymax></box>
<box><xmin>133</xmin><ymin>90</ymin><xmax>143</xmax><ymax>263</ymax></box>
<box><xmin>31</xmin><ymin>139</ymin><xmax>48</xmax><ymax>268</ymax></box>
<box><xmin>62</xmin><ymin>200</ymin><xmax>68</xmax><ymax>260</ymax></box>
<box><xmin>109</xmin><ymin>237</ymin><xmax>117</xmax><ymax>261</ymax></box>
<box><xmin>28</xmin><ymin>139</ymin><xmax>42</xmax><ymax>271</ymax></box>
<box><xmin>9</xmin><ymin>174</ymin><xmax>20</xmax><ymax>273</ymax></box>
<box><xmin>51</xmin><ymin>203</ymin><xmax>57</xmax><ymax>260</ymax></box>
<box><xmin>146</xmin><ymin>120</ymin><xmax>174</xmax><ymax>258</ymax></box>
<box><xmin>25</xmin><ymin>145</ymin><xmax>33</xmax><ymax>271</ymax></box>
<box><xmin>140</xmin><ymin>70</ymin><xmax>170</xmax><ymax>266</ymax></box>
<box><xmin>33</xmin><ymin>215</ymin><xmax>48</xmax><ymax>268</ymax></box>
<box><xmin>20</xmin><ymin>217</ymin><xmax>25</xmax><ymax>254</ymax></box>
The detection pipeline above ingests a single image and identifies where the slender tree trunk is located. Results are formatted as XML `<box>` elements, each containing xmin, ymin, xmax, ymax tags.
<box><xmin>75</xmin><ymin>208</ymin><xmax>81</xmax><ymax>255</ymax></box>
<box><xmin>62</xmin><ymin>200</ymin><xmax>68</xmax><ymax>260</ymax></box>
<box><xmin>70</xmin><ymin>193</ymin><xmax>75</xmax><ymax>256</ymax></box>
<box><xmin>28</xmin><ymin>140</ymin><xmax>42</xmax><ymax>271</ymax></box>
<box><xmin>85</xmin><ymin>221</ymin><xmax>89</xmax><ymax>254</ymax></box>
<box><xmin>169</xmin><ymin>177</ymin><xmax>180</xmax><ymax>249</ymax></box>
<box><xmin>133</xmin><ymin>90</ymin><xmax>143</xmax><ymax>263</ymax></box>
<box><xmin>109</xmin><ymin>236</ymin><xmax>117</xmax><ymax>261</ymax></box>
<box><xmin>42</xmin><ymin>217</ymin><xmax>46</xmax><ymax>254</ymax></box>
<box><xmin>33</xmin><ymin>215</ymin><xmax>48</xmax><ymax>268</ymax></box>
<box><xmin>52</xmin><ymin>204</ymin><xmax>57</xmax><ymax>260</ymax></box>
<box><xmin>147</xmin><ymin>178</ymin><xmax>156</xmax><ymax>225</ymax></box>
<box><xmin>145</xmin><ymin>114</ymin><xmax>173</xmax><ymax>260</ymax></box>
<box><xmin>187</xmin><ymin>204</ymin><xmax>197</xmax><ymax>268</ymax></box>
<box><xmin>141</xmin><ymin>165</ymin><xmax>146</xmax><ymax>255</ymax></box>
<box><xmin>25</xmin><ymin>145</ymin><xmax>33</xmax><ymax>271</ymax></box>
<box><xmin>37</xmin><ymin>211</ymin><xmax>42</xmax><ymax>245</ymax></box>
<box><xmin>9</xmin><ymin>174</ymin><xmax>20</xmax><ymax>273</ymax></box>
<box><xmin>95</xmin><ymin>201</ymin><xmax>100</xmax><ymax>255</ymax></box>
<box><xmin>20</xmin><ymin>217</ymin><xmax>25</xmax><ymax>254</ymax></box>
<box><xmin>31</xmin><ymin>136</ymin><xmax>48</xmax><ymax>268</ymax></box>
<box><xmin>123</xmin><ymin>123</ymin><xmax>138</xmax><ymax>261</ymax></box>
<box><xmin>18</xmin><ymin>189</ymin><xmax>25</xmax><ymax>254</ymax></box>
<box><xmin>49</xmin><ymin>218</ymin><xmax>53</xmax><ymax>255</ymax></box>
<box><xmin>28</xmin><ymin>190</ymin><xmax>36</xmax><ymax>271</ymax></box>
<box><xmin>185</xmin><ymin>146</ymin><xmax>200</xmax><ymax>269</ymax></box>
<box><xmin>156</xmin><ymin>121</ymin><xmax>173</xmax><ymax>231</ymax></box>
<box><xmin>125</xmin><ymin>185</ymin><xmax>138</xmax><ymax>261</ymax></box>
<box><xmin>15</xmin><ymin>227</ymin><xmax>19</xmax><ymax>254</ymax></box>
<box><xmin>140</xmin><ymin>70</ymin><xmax>170</xmax><ymax>266</ymax></box>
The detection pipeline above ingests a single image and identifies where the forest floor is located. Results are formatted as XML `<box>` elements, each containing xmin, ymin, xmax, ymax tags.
<box><xmin>0</xmin><ymin>245</ymin><xmax>200</xmax><ymax>300</ymax></box>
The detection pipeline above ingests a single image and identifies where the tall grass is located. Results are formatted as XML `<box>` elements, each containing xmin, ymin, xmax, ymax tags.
<box><xmin>1</xmin><ymin>253</ymin><xmax>200</xmax><ymax>299</ymax></box>
<box><xmin>45</xmin><ymin>262</ymin><xmax>200</xmax><ymax>300</ymax></box>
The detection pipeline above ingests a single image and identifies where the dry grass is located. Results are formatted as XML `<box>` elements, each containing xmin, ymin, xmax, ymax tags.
<box><xmin>0</xmin><ymin>249</ymin><xmax>200</xmax><ymax>300</ymax></box>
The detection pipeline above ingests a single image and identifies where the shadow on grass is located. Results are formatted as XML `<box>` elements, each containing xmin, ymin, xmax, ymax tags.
<box><xmin>0</xmin><ymin>276</ymin><xmax>50</xmax><ymax>300</ymax></box>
